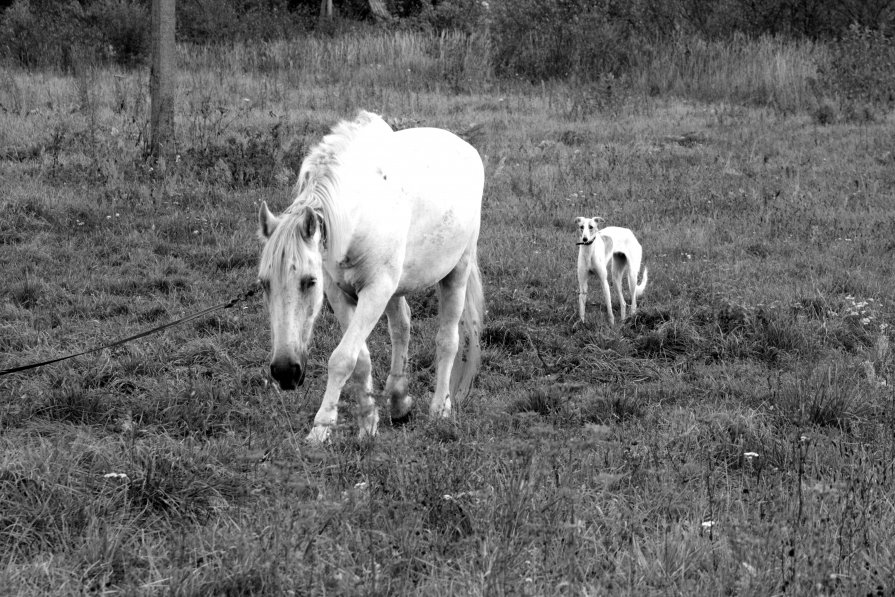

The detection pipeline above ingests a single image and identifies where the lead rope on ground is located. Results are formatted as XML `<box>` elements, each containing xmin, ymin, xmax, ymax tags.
<box><xmin>0</xmin><ymin>282</ymin><xmax>260</xmax><ymax>377</ymax></box>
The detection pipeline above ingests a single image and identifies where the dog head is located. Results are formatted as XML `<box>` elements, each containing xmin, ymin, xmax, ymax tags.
<box><xmin>574</xmin><ymin>216</ymin><xmax>603</xmax><ymax>245</ymax></box>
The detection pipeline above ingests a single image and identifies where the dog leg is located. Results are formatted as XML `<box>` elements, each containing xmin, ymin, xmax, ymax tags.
<box><xmin>578</xmin><ymin>275</ymin><xmax>589</xmax><ymax>323</ymax></box>
<box><xmin>613</xmin><ymin>262</ymin><xmax>627</xmax><ymax>321</ymax></box>
<box><xmin>597</xmin><ymin>263</ymin><xmax>614</xmax><ymax>326</ymax></box>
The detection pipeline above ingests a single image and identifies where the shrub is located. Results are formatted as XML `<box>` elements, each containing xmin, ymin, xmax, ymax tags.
<box><xmin>177</xmin><ymin>0</ymin><xmax>313</xmax><ymax>44</ymax></box>
<box><xmin>0</xmin><ymin>0</ymin><xmax>37</xmax><ymax>67</ymax></box>
<box><xmin>0</xmin><ymin>0</ymin><xmax>149</xmax><ymax>68</ymax></box>
<box><xmin>0</xmin><ymin>0</ymin><xmax>96</xmax><ymax>70</ymax></box>
<box><xmin>488</xmin><ymin>0</ymin><xmax>646</xmax><ymax>82</ymax></box>
<box><xmin>418</xmin><ymin>0</ymin><xmax>490</xmax><ymax>34</ymax></box>
<box><xmin>87</xmin><ymin>0</ymin><xmax>150</xmax><ymax>66</ymax></box>
<box><xmin>176</xmin><ymin>0</ymin><xmax>240</xmax><ymax>44</ymax></box>
<box><xmin>819</xmin><ymin>24</ymin><xmax>895</xmax><ymax>119</ymax></box>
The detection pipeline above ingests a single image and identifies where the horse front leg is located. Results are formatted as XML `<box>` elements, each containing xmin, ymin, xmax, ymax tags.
<box><xmin>308</xmin><ymin>283</ymin><xmax>394</xmax><ymax>444</ymax></box>
<box><xmin>384</xmin><ymin>296</ymin><xmax>413</xmax><ymax>421</ymax></box>
<box><xmin>324</xmin><ymin>279</ymin><xmax>378</xmax><ymax>441</ymax></box>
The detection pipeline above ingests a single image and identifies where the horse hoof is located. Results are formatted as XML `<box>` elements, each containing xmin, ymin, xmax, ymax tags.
<box><xmin>357</xmin><ymin>411</ymin><xmax>380</xmax><ymax>439</ymax></box>
<box><xmin>390</xmin><ymin>395</ymin><xmax>414</xmax><ymax>422</ymax></box>
<box><xmin>306</xmin><ymin>426</ymin><xmax>331</xmax><ymax>444</ymax></box>
<box><xmin>429</xmin><ymin>399</ymin><xmax>452</xmax><ymax>419</ymax></box>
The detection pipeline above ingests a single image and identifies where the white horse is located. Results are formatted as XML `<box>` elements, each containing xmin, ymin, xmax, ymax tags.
<box><xmin>257</xmin><ymin>111</ymin><xmax>485</xmax><ymax>443</ymax></box>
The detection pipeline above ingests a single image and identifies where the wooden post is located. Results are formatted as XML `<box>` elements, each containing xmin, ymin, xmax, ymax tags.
<box><xmin>150</xmin><ymin>0</ymin><xmax>176</xmax><ymax>161</ymax></box>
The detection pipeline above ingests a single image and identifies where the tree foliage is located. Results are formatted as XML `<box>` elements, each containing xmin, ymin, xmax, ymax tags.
<box><xmin>1</xmin><ymin>0</ymin><xmax>893</xmax><ymax>76</ymax></box>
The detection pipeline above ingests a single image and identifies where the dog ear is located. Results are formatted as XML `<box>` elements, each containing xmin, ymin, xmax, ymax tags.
<box><xmin>592</xmin><ymin>216</ymin><xmax>605</xmax><ymax>224</ymax></box>
<box><xmin>574</xmin><ymin>216</ymin><xmax>584</xmax><ymax>225</ymax></box>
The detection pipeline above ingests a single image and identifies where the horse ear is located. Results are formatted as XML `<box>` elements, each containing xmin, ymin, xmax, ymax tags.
<box><xmin>258</xmin><ymin>201</ymin><xmax>280</xmax><ymax>239</ymax></box>
<box><xmin>299</xmin><ymin>209</ymin><xmax>319</xmax><ymax>240</ymax></box>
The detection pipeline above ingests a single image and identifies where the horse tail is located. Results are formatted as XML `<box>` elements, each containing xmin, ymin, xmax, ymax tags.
<box><xmin>450</xmin><ymin>247</ymin><xmax>484</xmax><ymax>403</ymax></box>
<box><xmin>635</xmin><ymin>267</ymin><xmax>648</xmax><ymax>298</ymax></box>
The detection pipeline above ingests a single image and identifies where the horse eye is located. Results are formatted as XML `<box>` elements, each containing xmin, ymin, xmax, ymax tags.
<box><xmin>300</xmin><ymin>276</ymin><xmax>316</xmax><ymax>292</ymax></box>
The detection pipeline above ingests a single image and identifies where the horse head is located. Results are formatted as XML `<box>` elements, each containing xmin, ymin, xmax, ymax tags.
<box><xmin>257</xmin><ymin>201</ymin><xmax>325</xmax><ymax>390</ymax></box>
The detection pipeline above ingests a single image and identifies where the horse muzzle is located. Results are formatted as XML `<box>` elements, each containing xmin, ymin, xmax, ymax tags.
<box><xmin>270</xmin><ymin>358</ymin><xmax>306</xmax><ymax>390</ymax></box>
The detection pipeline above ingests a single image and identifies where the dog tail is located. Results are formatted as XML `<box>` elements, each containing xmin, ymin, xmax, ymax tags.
<box><xmin>450</xmin><ymin>247</ymin><xmax>484</xmax><ymax>403</ymax></box>
<box><xmin>635</xmin><ymin>267</ymin><xmax>648</xmax><ymax>298</ymax></box>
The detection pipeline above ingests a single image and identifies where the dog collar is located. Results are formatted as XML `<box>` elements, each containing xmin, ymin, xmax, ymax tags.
<box><xmin>576</xmin><ymin>239</ymin><xmax>595</xmax><ymax>246</ymax></box>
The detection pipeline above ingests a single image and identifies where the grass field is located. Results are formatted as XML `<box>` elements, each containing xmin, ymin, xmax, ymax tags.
<box><xmin>2</xmin><ymin>32</ymin><xmax>895</xmax><ymax>595</ymax></box>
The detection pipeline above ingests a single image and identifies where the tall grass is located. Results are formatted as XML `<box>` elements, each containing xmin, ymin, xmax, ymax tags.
<box><xmin>175</xmin><ymin>30</ymin><xmax>830</xmax><ymax>112</ymax></box>
<box><xmin>178</xmin><ymin>30</ymin><xmax>493</xmax><ymax>94</ymax></box>
<box><xmin>633</xmin><ymin>34</ymin><xmax>827</xmax><ymax>112</ymax></box>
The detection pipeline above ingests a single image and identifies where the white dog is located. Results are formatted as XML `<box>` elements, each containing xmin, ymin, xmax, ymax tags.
<box><xmin>575</xmin><ymin>216</ymin><xmax>648</xmax><ymax>325</ymax></box>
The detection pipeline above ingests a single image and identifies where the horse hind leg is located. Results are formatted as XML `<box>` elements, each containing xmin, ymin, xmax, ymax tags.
<box><xmin>384</xmin><ymin>296</ymin><xmax>413</xmax><ymax>422</ymax></box>
<box><xmin>430</xmin><ymin>262</ymin><xmax>470</xmax><ymax>418</ymax></box>
<box><xmin>349</xmin><ymin>345</ymin><xmax>378</xmax><ymax>439</ymax></box>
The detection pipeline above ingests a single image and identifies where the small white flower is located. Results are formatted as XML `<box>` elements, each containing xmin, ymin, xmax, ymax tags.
<box><xmin>103</xmin><ymin>472</ymin><xmax>129</xmax><ymax>481</ymax></box>
<box><xmin>861</xmin><ymin>317</ymin><xmax>871</xmax><ymax>326</ymax></box>
<box><xmin>800</xmin><ymin>435</ymin><xmax>809</xmax><ymax>442</ymax></box>
<box><xmin>354</xmin><ymin>481</ymin><xmax>368</xmax><ymax>490</ymax></box>
<box><xmin>743</xmin><ymin>452</ymin><xmax>759</xmax><ymax>460</ymax></box>
<box><xmin>701</xmin><ymin>520</ymin><xmax>715</xmax><ymax>529</ymax></box>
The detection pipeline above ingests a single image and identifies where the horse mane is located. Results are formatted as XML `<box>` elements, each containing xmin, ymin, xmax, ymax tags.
<box><xmin>282</xmin><ymin>110</ymin><xmax>393</xmax><ymax>262</ymax></box>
